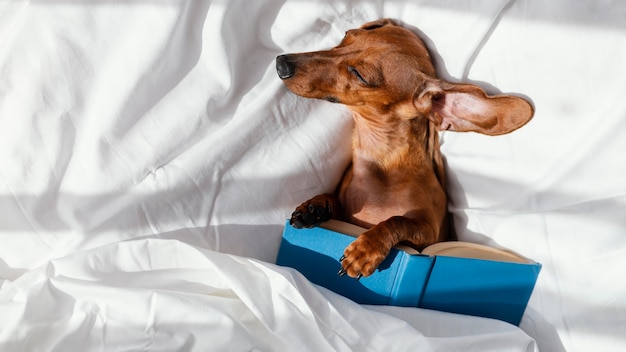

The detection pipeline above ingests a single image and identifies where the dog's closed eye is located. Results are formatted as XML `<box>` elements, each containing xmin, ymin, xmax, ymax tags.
<box><xmin>348</xmin><ymin>66</ymin><xmax>369</xmax><ymax>85</ymax></box>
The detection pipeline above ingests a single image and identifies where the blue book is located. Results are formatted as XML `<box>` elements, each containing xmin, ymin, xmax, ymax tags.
<box><xmin>276</xmin><ymin>220</ymin><xmax>541</xmax><ymax>326</ymax></box>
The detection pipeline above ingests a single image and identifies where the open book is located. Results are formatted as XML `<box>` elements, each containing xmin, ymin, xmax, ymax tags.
<box><xmin>322</xmin><ymin>219</ymin><xmax>532</xmax><ymax>263</ymax></box>
<box><xmin>276</xmin><ymin>219</ymin><xmax>541</xmax><ymax>326</ymax></box>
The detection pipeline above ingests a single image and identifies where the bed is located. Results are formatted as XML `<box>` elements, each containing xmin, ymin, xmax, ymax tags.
<box><xmin>1</xmin><ymin>1</ymin><xmax>625</xmax><ymax>351</ymax></box>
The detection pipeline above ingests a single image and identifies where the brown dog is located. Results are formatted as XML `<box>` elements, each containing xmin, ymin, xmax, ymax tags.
<box><xmin>276</xmin><ymin>19</ymin><xmax>533</xmax><ymax>279</ymax></box>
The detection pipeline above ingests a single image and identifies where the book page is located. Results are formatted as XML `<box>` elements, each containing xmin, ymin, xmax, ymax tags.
<box><xmin>421</xmin><ymin>242</ymin><xmax>532</xmax><ymax>264</ymax></box>
<box><xmin>320</xmin><ymin>220</ymin><xmax>531</xmax><ymax>262</ymax></box>
<box><xmin>320</xmin><ymin>220</ymin><xmax>421</xmax><ymax>255</ymax></box>
<box><xmin>320</xmin><ymin>220</ymin><xmax>367</xmax><ymax>238</ymax></box>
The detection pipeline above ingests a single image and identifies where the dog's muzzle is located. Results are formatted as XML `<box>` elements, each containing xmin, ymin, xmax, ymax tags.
<box><xmin>276</xmin><ymin>54</ymin><xmax>296</xmax><ymax>79</ymax></box>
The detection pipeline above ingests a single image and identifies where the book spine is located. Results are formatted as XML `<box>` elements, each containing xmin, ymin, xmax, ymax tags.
<box><xmin>415</xmin><ymin>256</ymin><xmax>436</xmax><ymax>307</ymax></box>
<box><xmin>388</xmin><ymin>253</ymin><xmax>435</xmax><ymax>307</ymax></box>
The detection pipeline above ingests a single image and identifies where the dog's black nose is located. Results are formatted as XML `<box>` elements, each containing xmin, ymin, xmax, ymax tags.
<box><xmin>276</xmin><ymin>54</ymin><xmax>296</xmax><ymax>79</ymax></box>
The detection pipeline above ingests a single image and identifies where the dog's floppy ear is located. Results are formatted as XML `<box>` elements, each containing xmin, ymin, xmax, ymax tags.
<box><xmin>360</xmin><ymin>18</ymin><xmax>396</xmax><ymax>30</ymax></box>
<box><xmin>414</xmin><ymin>80</ymin><xmax>534</xmax><ymax>135</ymax></box>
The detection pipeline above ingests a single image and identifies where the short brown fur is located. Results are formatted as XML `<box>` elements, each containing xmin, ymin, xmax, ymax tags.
<box><xmin>276</xmin><ymin>19</ymin><xmax>533</xmax><ymax>278</ymax></box>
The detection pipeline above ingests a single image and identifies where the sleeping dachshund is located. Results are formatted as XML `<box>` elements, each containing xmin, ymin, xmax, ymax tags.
<box><xmin>276</xmin><ymin>19</ymin><xmax>533</xmax><ymax>279</ymax></box>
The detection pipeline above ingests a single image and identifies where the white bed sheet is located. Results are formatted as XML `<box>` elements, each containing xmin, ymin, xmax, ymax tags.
<box><xmin>1</xmin><ymin>1</ymin><xmax>625</xmax><ymax>351</ymax></box>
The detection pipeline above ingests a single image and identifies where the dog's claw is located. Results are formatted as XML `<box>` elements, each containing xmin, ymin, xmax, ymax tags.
<box><xmin>339</xmin><ymin>255</ymin><xmax>345</xmax><ymax>262</ymax></box>
<box><xmin>355</xmin><ymin>273</ymin><xmax>363</xmax><ymax>281</ymax></box>
<box><xmin>337</xmin><ymin>269</ymin><xmax>347</xmax><ymax>277</ymax></box>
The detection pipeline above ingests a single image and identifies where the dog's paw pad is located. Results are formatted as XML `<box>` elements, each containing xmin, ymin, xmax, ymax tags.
<box><xmin>289</xmin><ymin>197</ymin><xmax>333</xmax><ymax>229</ymax></box>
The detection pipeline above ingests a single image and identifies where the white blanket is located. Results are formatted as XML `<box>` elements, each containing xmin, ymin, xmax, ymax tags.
<box><xmin>1</xmin><ymin>1</ymin><xmax>625</xmax><ymax>351</ymax></box>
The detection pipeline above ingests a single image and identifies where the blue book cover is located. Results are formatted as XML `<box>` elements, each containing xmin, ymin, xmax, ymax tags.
<box><xmin>276</xmin><ymin>220</ymin><xmax>541</xmax><ymax>325</ymax></box>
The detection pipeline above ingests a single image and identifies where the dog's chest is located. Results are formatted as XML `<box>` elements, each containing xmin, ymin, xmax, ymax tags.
<box><xmin>339</xmin><ymin>164</ymin><xmax>421</xmax><ymax>228</ymax></box>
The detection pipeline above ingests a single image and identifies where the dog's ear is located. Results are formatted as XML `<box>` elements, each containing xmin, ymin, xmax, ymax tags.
<box><xmin>414</xmin><ymin>80</ymin><xmax>534</xmax><ymax>135</ymax></box>
<box><xmin>360</xmin><ymin>19</ymin><xmax>396</xmax><ymax>30</ymax></box>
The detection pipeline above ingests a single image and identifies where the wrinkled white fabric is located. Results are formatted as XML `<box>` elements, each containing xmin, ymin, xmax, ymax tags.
<box><xmin>1</xmin><ymin>0</ymin><xmax>625</xmax><ymax>351</ymax></box>
<box><xmin>0</xmin><ymin>239</ymin><xmax>535</xmax><ymax>351</ymax></box>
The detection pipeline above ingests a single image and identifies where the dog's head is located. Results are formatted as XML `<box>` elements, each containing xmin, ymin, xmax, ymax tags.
<box><xmin>276</xmin><ymin>19</ymin><xmax>533</xmax><ymax>135</ymax></box>
<box><xmin>276</xmin><ymin>19</ymin><xmax>435</xmax><ymax>107</ymax></box>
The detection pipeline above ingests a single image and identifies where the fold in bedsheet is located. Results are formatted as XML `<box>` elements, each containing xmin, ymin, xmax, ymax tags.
<box><xmin>1</xmin><ymin>1</ymin><xmax>625</xmax><ymax>351</ymax></box>
<box><xmin>0</xmin><ymin>238</ymin><xmax>537</xmax><ymax>351</ymax></box>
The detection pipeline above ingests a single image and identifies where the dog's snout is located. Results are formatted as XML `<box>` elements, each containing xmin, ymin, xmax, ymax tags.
<box><xmin>276</xmin><ymin>54</ymin><xmax>296</xmax><ymax>79</ymax></box>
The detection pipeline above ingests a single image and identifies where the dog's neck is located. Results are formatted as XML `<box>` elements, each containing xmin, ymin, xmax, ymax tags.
<box><xmin>350</xmin><ymin>110</ymin><xmax>445</xmax><ymax>187</ymax></box>
<box><xmin>351</xmin><ymin>111</ymin><xmax>427</xmax><ymax>161</ymax></box>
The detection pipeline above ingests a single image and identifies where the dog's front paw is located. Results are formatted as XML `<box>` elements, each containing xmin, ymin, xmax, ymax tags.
<box><xmin>339</xmin><ymin>234</ymin><xmax>389</xmax><ymax>279</ymax></box>
<box><xmin>289</xmin><ymin>194</ymin><xmax>334</xmax><ymax>229</ymax></box>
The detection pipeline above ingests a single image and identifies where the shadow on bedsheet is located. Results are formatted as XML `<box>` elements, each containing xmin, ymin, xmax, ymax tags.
<box><xmin>131</xmin><ymin>223</ymin><xmax>285</xmax><ymax>264</ymax></box>
<box><xmin>521</xmin><ymin>307</ymin><xmax>567</xmax><ymax>352</ymax></box>
<box><xmin>422</xmin><ymin>1</ymin><xmax>626</xmax><ymax>31</ymax></box>
<box><xmin>400</xmin><ymin>20</ymin><xmax>534</xmax><ymax>106</ymax></box>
